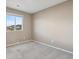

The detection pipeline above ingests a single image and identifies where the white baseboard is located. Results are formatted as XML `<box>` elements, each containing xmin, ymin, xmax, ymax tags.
<box><xmin>34</xmin><ymin>40</ymin><xmax>73</xmax><ymax>54</ymax></box>
<box><xmin>7</xmin><ymin>40</ymin><xmax>73</xmax><ymax>54</ymax></box>
<box><xmin>6</xmin><ymin>40</ymin><xmax>34</xmax><ymax>47</ymax></box>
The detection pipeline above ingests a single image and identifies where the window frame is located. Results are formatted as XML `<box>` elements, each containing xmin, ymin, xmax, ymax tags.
<box><xmin>6</xmin><ymin>12</ymin><xmax>23</xmax><ymax>32</ymax></box>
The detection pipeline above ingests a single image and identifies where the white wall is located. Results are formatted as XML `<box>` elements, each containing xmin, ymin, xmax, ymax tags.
<box><xmin>6</xmin><ymin>7</ymin><xmax>32</xmax><ymax>46</ymax></box>
<box><xmin>33</xmin><ymin>0</ymin><xmax>73</xmax><ymax>51</ymax></box>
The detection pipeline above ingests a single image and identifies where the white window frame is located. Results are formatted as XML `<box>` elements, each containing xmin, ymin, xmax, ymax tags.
<box><xmin>6</xmin><ymin>12</ymin><xmax>23</xmax><ymax>32</ymax></box>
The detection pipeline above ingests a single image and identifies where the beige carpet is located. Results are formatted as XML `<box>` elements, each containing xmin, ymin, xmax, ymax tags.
<box><xmin>6</xmin><ymin>42</ymin><xmax>73</xmax><ymax>59</ymax></box>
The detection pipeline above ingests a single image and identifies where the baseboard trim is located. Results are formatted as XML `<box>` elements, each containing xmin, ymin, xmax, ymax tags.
<box><xmin>34</xmin><ymin>40</ymin><xmax>73</xmax><ymax>54</ymax></box>
<box><xmin>6</xmin><ymin>40</ymin><xmax>73</xmax><ymax>54</ymax></box>
<box><xmin>6</xmin><ymin>40</ymin><xmax>34</xmax><ymax>47</ymax></box>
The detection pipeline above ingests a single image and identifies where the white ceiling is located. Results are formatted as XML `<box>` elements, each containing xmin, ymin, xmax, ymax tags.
<box><xmin>6</xmin><ymin>0</ymin><xmax>67</xmax><ymax>14</ymax></box>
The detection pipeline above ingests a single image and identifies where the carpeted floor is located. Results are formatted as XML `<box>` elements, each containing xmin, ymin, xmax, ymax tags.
<box><xmin>6</xmin><ymin>42</ymin><xmax>73</xmax><ymax>59</ymax></box>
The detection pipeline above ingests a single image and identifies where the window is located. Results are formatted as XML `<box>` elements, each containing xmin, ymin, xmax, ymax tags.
<box><xmin>6</xmin><ymin>14</ymin><xmax>23</xmax><ymax>32</ymax></box>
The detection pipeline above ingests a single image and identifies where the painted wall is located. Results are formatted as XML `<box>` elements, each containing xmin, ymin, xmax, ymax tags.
<box><xmin>6</xmin><ymin>7</ymin><xmax>32</xmax><ymax>46</ymax></box>
<box><xmin>33</xmin><ymin>0</ymin><xmax>73</xmax><ymax>51</ymax></box>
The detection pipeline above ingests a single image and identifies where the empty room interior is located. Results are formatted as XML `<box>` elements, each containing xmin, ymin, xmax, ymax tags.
<box><xmin>6</xmin><ymin>0</ymin><xmax>73</xmax><ymax>59</ymax></box>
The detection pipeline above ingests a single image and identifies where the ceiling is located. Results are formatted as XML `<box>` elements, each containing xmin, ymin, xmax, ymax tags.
<box><xmin>6</xmin><ymin>0</ymin><xmax>67</xmax><ymax>14</ymax></box>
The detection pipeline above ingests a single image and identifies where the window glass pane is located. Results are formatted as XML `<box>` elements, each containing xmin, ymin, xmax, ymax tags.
<box><xmin>6</xmin><ymin>15</ymin><xmax>15</xmax><ymax>31</ymax></box>
<box><xmin>15</xmin><ymin>16</ymin><xmax>22</xmax><ymax>30</ymax></box>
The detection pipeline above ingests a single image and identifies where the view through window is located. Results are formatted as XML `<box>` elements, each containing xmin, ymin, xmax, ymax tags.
<box><xmin>6</xmin><ymin>14</ymin><xmax>23</xmax><ymax>31</ymax></box>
